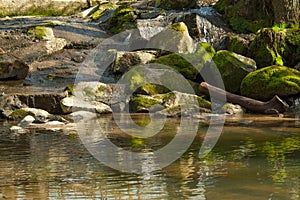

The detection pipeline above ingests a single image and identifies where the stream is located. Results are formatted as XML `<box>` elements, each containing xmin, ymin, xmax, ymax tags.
<box><xmin>0</xmin><ymin>114</ymin><xmax>299</xmax><ymax>199</ymax></box>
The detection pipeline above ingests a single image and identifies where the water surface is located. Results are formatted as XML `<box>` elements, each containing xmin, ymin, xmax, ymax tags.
<box><xmin>0</xmin><ymin>114</ymin><xmax>299</xmax><ymax>199</ymax></box>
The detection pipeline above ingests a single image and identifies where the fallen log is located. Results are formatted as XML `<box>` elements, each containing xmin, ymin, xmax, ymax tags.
<box><xmin>199</xmin><ymin>82</ymin><xmax>289</xmax><ymax>114</ymax></box>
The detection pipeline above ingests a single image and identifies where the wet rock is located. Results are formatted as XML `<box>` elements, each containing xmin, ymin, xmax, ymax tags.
<box><xmin>69</xmin><ymin>110</ymin><xmax>97</xmax><ymax>121</ymax></box>
<box><xmin>0</xmin><ymin>54</ymin><xmax>29</xmax><ymax>80</ymax></box>
<box><xmin>155</xmin><ymin>0</ymin><xmax>197</xmax><ymax>10</ymax></box>
<box><xmin>223</xmin><ymin>103</ymin><xmax>245</xmax><ymax>115</ymax></box>
<box><xmin>79</xmin><ymin>5</ymin><xmax>99</xmax><ymax>18</ymax></box>
<box><xmin>241</xmin><ymin>66</ymin><xmax>300</xmax><ymax>101</ymax></box>
<box><xmin>213</xmin><ymin>50</ymin><xmax>256</xmax><ymax>93</ymax></box>
<box><xmin>148</xmin><ymin>22</ymin><xmax>195</xmax><ymax>54</ymax></box>
<box><xmin>18</xmin><ymin>115</ymin><xmax>35</xmax><ymax>126</ymax></box>
<box><xmin>10</xmin><ymin>125</ymin><xmax>30</xmax><ymax>135</ymax></box>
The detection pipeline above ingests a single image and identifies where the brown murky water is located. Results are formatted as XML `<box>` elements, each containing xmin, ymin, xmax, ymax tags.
<box><xmin>0</xmin><ymin>114</ymin><xmax>299</xmax><ymax>199</ymax></box>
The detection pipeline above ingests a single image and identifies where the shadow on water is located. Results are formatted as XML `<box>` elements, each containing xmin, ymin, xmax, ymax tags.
<box><xmin>0</xmin><ymin>114</ymin><xmax>299</xmax><ymax>199</ymax></box>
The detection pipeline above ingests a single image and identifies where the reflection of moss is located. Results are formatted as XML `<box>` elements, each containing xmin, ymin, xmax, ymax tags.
<box><xmin>131</xmin><ymin>136</ymin><xmax>144</xmax><ymax>147</ymax></box>
<box><xmin>64</xmin><ymin>84</ymin><xmax>74</xmax><ymax>97</ymax></box>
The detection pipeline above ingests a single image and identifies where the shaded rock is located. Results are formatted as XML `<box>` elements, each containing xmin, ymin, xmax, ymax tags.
<box><xmin>154</xmin><ymin>0</ymin><xmax>197</xmax><ymax>10</ymax></box>
<box><xmin>0</xmin><ymin>94</ymin><xmax>27</xmax><ymax>119</ymax></box>
<box><xmin>148</xmin><ymin>22</ymin><xmax>195</xmax><ymax>54</ymax></box>
<box><xmin>0</xmin><ymin>54</ymin><xmax>29</xmax><ymax>80</ymax></box>
<box><xmin>213</xmin><ymin>50</ymin><xmax>256</xmax><ymax>93</ymax></box>
<box><xmin>249</xmin><ymin>28</ymin><xmax>300</xmax><ymax>68</ymax></box>
<box><xmin>222</xmin><ymin>33</ymin><xmax>251</xmax><ymax>55</ymax></box>
<box><xmin>79</xmin><ymin>5</ymin><xmax>100</xmax><ymax>18</ymax></box>
<box><xmin>17</xmin><ymin>93</ymin><xmax>66</xmax><ymax>114</ymax></box>
<box><xmin>241</xmin><ymin>66</ymin><xmax>300</xmax><ymax>101</ymax></box>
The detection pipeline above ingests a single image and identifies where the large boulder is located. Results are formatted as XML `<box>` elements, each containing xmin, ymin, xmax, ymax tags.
<box><xmin>0</xmin><ymin>54</ymin><xmax>29</xmax><ymax>80</ymax></box>
<box><xmin>0</xmin><ymin>95</ymin><xmax>27</xmax><ymax>119</ymax></box>
<box><xmin>154</xmin><ymin>0</ymin><xmax>197</xmax><ymax>10</ymax></box>
<box><xmin>240</xmin><ymin>66</ymin><xmax>300</xmax><ymax>100</ymax></box>
<box><xmin>213</xmin><ymin>50</ymin><xmax>257</xmax><ymax>93</ymax></box>
<box><xmin>148</xmin><ymin>22</ymin><xmax>195</xmax><ymax>54</ymax></box>
<box><xmin>153</xmin><ymin>42</ymin><xmax>215</xmax><ymax>81</ymax></box>
<box><xmin>249</xmin><ymin>28</ymin><xmax>300</xmax><ymax>68</ymax></box>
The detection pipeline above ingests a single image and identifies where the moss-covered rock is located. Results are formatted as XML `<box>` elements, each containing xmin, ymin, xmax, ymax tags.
<box><xmin>240</xmin><ymin>66</ymin><xmax>300</xmax><ymax>100</ymax></box>
<box><xmin>27</xmin><ymin>26</ymin><xmax>54</xmax><ymax>40</ymax></box>
<box><xmin>91</xmin><ymin>3</ymin><xmax>117</xmax><ymax>20</ymax></box>
<box><xmin>155</xmin><ymin>0</ymin><xmax>197</xmax><ymax>10</ymax></box>
<box><xmin>223</xmin><ymin>34</ymin><xmax>250</xmax><ymax>55</ymax></box>
<box><xmin>130</xmin><ymin>95</ymin><xmax>162</xmax><ymax>112</ymax></box>
<box><xmin>135</xmin><ymin>84</ymin><xmax>170</xmax><ymax>95</ymax></box>
<box><xmin>106</xmin><ymin>5</ymin><xmax>137</xmax><ymax>34</ymax></box>
<box><xmin>148</xmin><ymin>22</ymin><xmax>195</xmax><ymax>54</ymax></box>
<box><xmin>8</xmin><ymin>109</ymin><xmax>34</xmax><ymax>120</ymax></box>
<box><xmin>153</xmin><ymin>42</ymin><xmax>215</xmax><ymax>81</ymax></box>
<box><xmin>213</xmin><ymin>50</ymin><xmax>256</xmax><ymax>93</ymax></box>
<box><xmin>249</xmin><ymin>28</ymin><xmax>300</xmax><ymax>68</ymax></box>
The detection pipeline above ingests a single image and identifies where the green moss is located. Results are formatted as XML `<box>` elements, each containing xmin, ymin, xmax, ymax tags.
<box><xmin>240</xmin><ymin>66</ymin><xmax>300</xmax><ymax>100</ymax></box>
<box><xmin>136</xmin><ymin>84</ymin><xmax>170</xmax><ymax>95</ymax></box>
<box><xmin>9</xmin><ymin>109</ymin><xmax>34</xmax><ymax>120</ymax></box>
<box><xmin>226</xmin><ymin>36</ymin><xmax>248</xmax><ymax>55</ymax></box>
<box><xmin>64</xmin><ymin>84</ymin><xmax>74</xmax><ymax>97</ymax></box>
<box><xmin>213</xmin><ymin>50</ymin><xmax>256</xmax><ymax>93</ymax></box>
<box><xmin>27</xmin><ymin>26</ymin><xmax>47</xmax><ymax>40</ymax></box>
<box><xmin>153</xmin><ymin>43</ymin><xmax>215</xmax><ymax>81</ymax></box>
<box><xmin>169</xmin><ymin>22</ymin><xmax>188</xmax><ymax>33</ymax></box>
<box><xmin>107</xmin><ymin>5</ymin><xmax>137</xmax><ymax>34</ymax></box>
<box><xmin>197</xmin><ymin>96</ymin><xmax>211</xmax><ymax>109</ymax></box>
<box><xmin>91</xmin><ymin>3</ymin><xmax>117</xmax><ymax>20</ymax></box>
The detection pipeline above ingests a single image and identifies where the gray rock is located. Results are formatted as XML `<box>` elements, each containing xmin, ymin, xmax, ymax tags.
<box><xmin>0</xmin><ymin>54</ymin><xmax>29</xmax><ymax>80</ymax></box>
<box><xmin>148</xmin><ymin>22</ymin><xmax>195</xmax><ymax>54</ymax></box>
<box><xmin>10</xmin><ymin>125</ymin><xmax>30</xmax><ymax>135</ymax></box>
<box><xmin>18</xmin><ymin>115</ymin><xmax>35</xmax><ymax>126</ymax></box>
<box><xmin>0</xmin><ymin>95</ymin><xmax>27</xmax><ymax>119</ymax></box>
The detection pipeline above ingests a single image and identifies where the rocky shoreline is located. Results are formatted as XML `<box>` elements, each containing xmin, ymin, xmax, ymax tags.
<box><xmin>0</xmin><ymin>0</ymin><xmax>299</xmax><ymax>134</ymax></box>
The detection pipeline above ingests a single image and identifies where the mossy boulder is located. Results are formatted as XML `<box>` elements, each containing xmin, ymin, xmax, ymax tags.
<box><xmin>249</xmin><ymin>28</ymin><xmax>300</xmax><ymax>68</ymax></box>
<box><xmin>153</xmin><ymin>42</ymin><xmax>215</xmax><ymax>81</ymax></box>
<box><xmin>148</xmin><ymin>22</ymin><xmax>195</xmax><ymax>54</ymax></box>
<box><xmin>130</xmin><ymin>91</ymin><xmax>211</xmax><ymax>114</ymax></box>
<box><xmin>240</xmin><ymin>66</ymin><xmax>300</xmax><ymax>100</ymax></box>
<box><xmin>106</xmin><ymin>5</ymin><xmax>137</xmax><ymax>34</ymax></box>
<box><xmin>8</xmin><ymin>109</ymin><xmax>33</xmax><ymax>120</ymax></box>
<box><xmin>213</xmin><ymin>50</ymin><xmax>257</xmax><ymax>93</ymax></box>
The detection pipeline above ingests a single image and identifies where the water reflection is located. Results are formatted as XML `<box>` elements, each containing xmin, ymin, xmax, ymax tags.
<box><xmin>0</xmin><ymin>115</ymin><xmax>299</xmax><ymax>199</ymax></box>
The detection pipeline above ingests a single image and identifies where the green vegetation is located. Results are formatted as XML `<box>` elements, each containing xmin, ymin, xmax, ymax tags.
<box><xmin>9</xmin><ymin>109</ymin><xmax>34</xmax><ymax>120</ymax></box>
<box><xmin>91</xmin><ymin>3</ymin><xmax>117</xmax><ymax>20</ymax></box>
<box><xmin>130</xmin><ymin>96</ymin><xmax>161</xmax><ymax>112</ymax></box>
<box><xmin>107</xmin><ymin>5</ymin><xmax>137</xmax><ymax>34</ymax></box>
<box><xmin>240</xmin><ymin>66</ymin><xmax>300</xmax><ymax>100</ymax></box>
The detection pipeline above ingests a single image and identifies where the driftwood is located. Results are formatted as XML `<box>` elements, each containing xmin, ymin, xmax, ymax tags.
<box><xmin>199</xmin><ymin>82</ymin><xmax>289</xmax><ymax>114</ymax></box>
